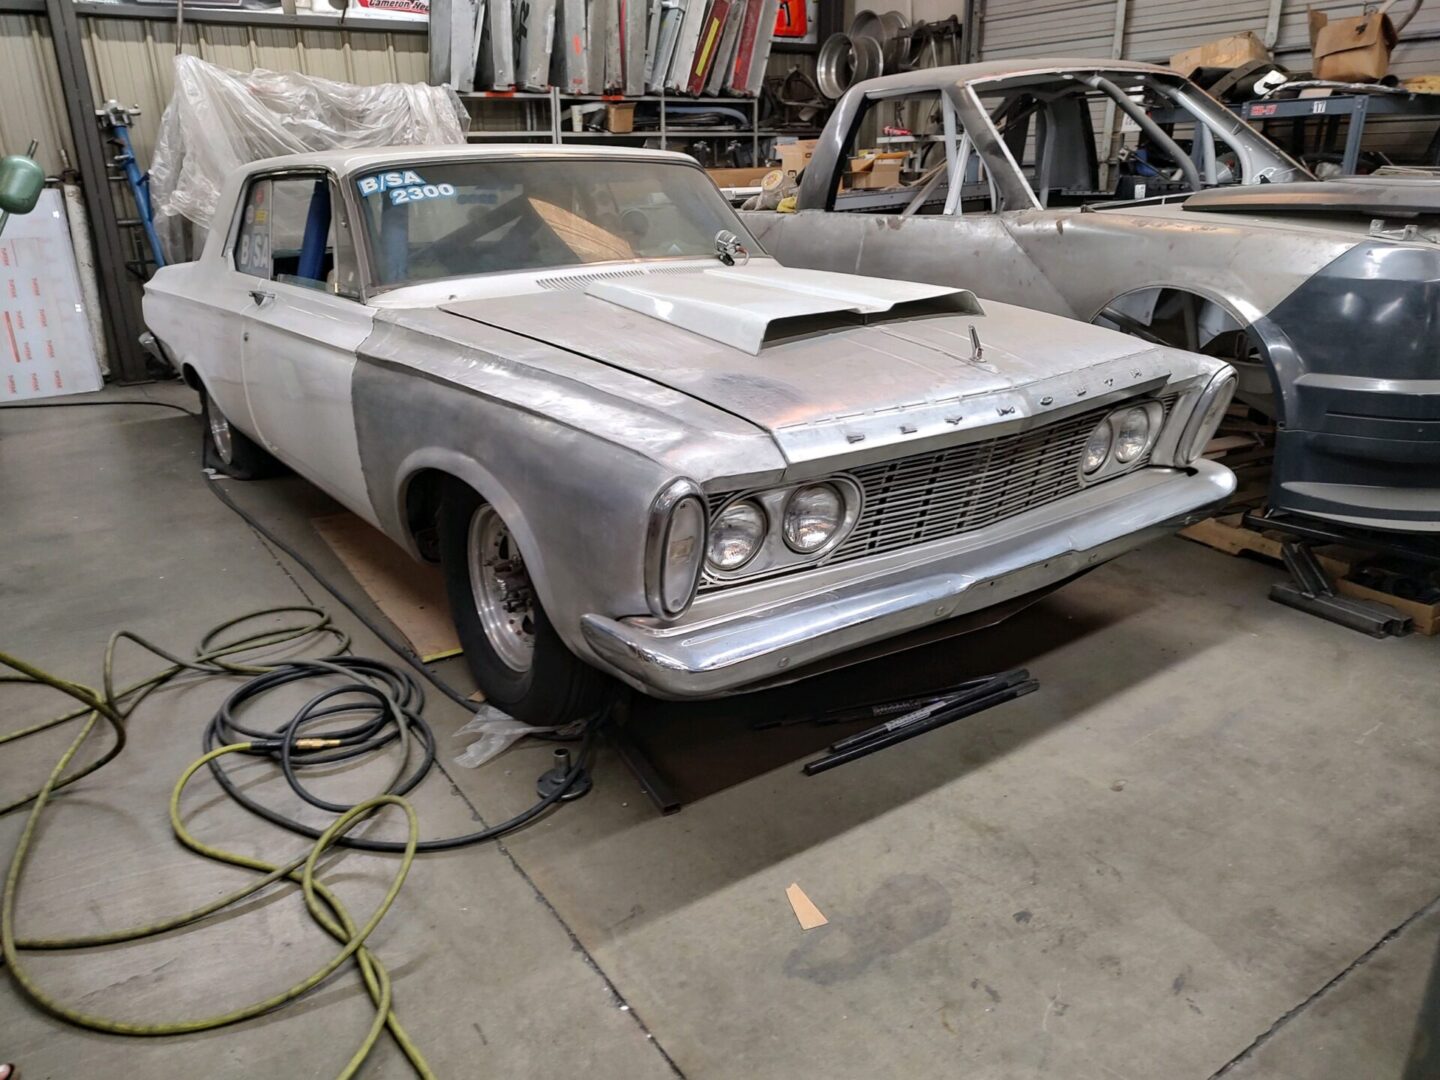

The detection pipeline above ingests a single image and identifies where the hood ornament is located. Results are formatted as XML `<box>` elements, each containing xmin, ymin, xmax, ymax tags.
<box><xmin>968</xmin><ymin>324</ymin><xmax>983</xmax><ymax>362</ymax></box>
<box><xmin>715</xmin><ymin>230</ymin><xmax>750</xmax><ymax>267</ymax></box>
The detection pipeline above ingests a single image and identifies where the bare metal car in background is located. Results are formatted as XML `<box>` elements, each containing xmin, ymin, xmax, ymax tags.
<box><xmin>142</xmin><ymin>145</ymin><xmax>1236</xmax><ymax>721</ymax></box>
<box><xmin>746</xmin><ymin>60</ymin><xmax>1440</xmax><ymax>535</ymax></box>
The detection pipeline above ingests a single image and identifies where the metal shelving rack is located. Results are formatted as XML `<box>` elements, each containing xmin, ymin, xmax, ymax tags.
<box><xmin>460</xmin><ymin>87</ymin><xmax>820</xmax><ymax>159</ymax></box>
<box><xmin>1153</xmin><ymin>91</ymin><xmax>1440</xmax><ymax>176</ymax></box>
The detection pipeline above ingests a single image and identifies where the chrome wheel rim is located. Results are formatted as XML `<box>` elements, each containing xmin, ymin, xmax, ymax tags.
<box><xmin>208</xmin><ymin>405</ymin><xmax>234</xmax><ymax>464</ymax></box>
<box><xmin>467</xmin><ymin>505</ymin><xmax>536</xmax><ymax>673</ymax></box>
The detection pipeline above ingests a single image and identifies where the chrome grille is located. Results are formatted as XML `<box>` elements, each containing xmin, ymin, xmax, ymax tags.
<box><xmin>700</xmin><ymin>395</ymin><xmax>1174</xmax><ymax>591</ymax></box>
<box><xmin>834</xmin><ymin>406</ymin><xmax>1112</xmax><ymax>563</ymax></box>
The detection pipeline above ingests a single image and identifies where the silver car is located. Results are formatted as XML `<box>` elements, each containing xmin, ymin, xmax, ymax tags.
<box><xmin>143</xmin><ymin>145</ymin><xmax>1235</xmax><ymax>721</ymax></box>
<box><xmin>747</xmin><ymin>60</ymin><xmax>1440</xmax><ymax>535</ymax></box>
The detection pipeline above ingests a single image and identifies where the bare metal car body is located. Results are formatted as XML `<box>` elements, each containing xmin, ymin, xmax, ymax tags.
<box><xmin>143</xmin><ymin>145</ymin><xmax>1234</xmax><ymax>706</ymax></box>
<box><xmin>746</xmin><ymin>60</ymin><xmax>1440</xmax><ymax>535</ymax></box>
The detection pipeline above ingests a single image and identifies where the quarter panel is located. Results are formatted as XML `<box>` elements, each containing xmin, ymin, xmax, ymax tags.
<box><xmin>142</xmin><ymin>266</ymin><xmax>251</xmax><ymax>428</ymax></box>
<box><xmin>1006</xmin><ymin>207</ymin><xmax>1357</xmax><ymax>324</ymax></box>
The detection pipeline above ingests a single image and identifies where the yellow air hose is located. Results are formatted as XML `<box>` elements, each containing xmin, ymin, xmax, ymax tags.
<box><xmin>0</xmin><ymin>608</ymin><xmax>434</xmax><ymax>1079</ymax></box>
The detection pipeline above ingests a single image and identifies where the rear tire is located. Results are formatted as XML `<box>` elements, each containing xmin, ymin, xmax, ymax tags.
<box><xmin>438</xmin><ymin>481</ymin><xmax>608</xmax><ymax>724</ymax></box>
<box><xmin>200</xmin><ymin>386</ymin><xmax>283</xmax><ymax>479</ymax></box>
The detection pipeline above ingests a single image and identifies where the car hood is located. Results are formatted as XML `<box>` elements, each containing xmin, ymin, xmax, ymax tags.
<box><xmin>1181</xmin><ymin>178</ymin><xmax>1440</xmax><ymax>219</ymax></box>
<box><xmin>440</xmin><ymin>265</ymin><xmax>1208</xmax><ymax>464</ymax></box>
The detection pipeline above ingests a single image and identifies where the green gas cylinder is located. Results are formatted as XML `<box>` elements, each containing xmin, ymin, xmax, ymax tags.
<box><xmin>0</xmin><ymin>140</ymin><xmax>44</xmax><ymax>236</ymax></box>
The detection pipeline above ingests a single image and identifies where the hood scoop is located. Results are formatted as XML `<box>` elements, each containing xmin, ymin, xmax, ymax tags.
<box><xmin>586</xmin><ymin>264</ymin><xmax>983</xmax><ymax>355</ymax></box>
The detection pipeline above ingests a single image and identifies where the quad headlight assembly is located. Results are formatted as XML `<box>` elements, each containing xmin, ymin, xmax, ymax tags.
<box><xmin>1079</xmin><ymin>399</ymin><xmax>1168</xmax><ymax>482</ymax></box>
<box><xmin>706</xmin><ymin>479</ymin><xmax>861</xmax><ymax>584</ymax></box>
<box><xmin>645</xmin><ymin>475</ymin><xmax>862</xmax><ymax>619</ymax></box>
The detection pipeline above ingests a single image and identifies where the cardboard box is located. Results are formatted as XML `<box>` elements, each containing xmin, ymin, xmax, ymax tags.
<box><xmin>845</xmin><ymin>159</ymin><xmax>903</xmax><ymax>190</ymax></box>
<box><xmin>774</xmin><ymin>138</ymin><xmax>818</xmax><ymax>175</ymax></box>
<box><xmin>605</xmin><ymin>102</ymin><xmax>636</xmax><ymax>133</ymax></box>
<box><xmin>706</xmin><ymin>166</ymin><xmax>775</xmax><ymax>187</ymax></box>
<box><xmin>1310</xmin><ymin>8</ymin><xmax>1398</xmax><ymax>83</ymax></box>
<box><xmin>1170</xmin><ymin>31</ymin><xmax>1269</xmax><ymax>76</ymax></box>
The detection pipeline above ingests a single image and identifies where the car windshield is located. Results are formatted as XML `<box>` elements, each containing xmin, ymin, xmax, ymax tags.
<box><xmin>352</xmin><ymin>157</ymin><xmax>759</xmax><ymax>289</ymax></box>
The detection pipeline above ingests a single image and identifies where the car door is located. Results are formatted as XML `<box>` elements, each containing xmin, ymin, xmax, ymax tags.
<box><xmin>230</xmin><ymin>170</ymin><xmax>378</xmax><ymax>523</ymax></box>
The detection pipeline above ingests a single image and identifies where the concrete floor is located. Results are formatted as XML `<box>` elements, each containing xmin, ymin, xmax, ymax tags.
<box><xmin>1</xmin><ymin>384</ymin><xmax>1437</xmax><ymax>1079</ymax></box>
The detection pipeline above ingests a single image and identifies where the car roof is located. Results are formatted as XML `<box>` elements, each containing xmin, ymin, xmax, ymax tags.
<box><xmin>242</xmin><ymin>143</ymin><xmax>698</xmax><ymax>178</ymax></box>
<box><xmin>849</xmin><ymin>58</ymin><xmax>1178</xmax><ymax>96</ymax></box>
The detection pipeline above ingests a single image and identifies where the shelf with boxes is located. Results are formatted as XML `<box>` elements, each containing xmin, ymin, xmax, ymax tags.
<box><xmin>461</xmin><ymin>86</ymin><xmax>821</xmax><ymax>165</ymax></box>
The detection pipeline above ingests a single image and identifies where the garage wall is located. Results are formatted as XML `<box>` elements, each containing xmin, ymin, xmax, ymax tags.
<box><xmin>0</xmin><ymin>15</ymin><xmax>70</xmax><ymax>175</ymax></box>
<box><xmin>0</xmin><ymin>14</ymin><xmax>427</xmax><ymax>174</ymax></box>
<box><xmin>973</xmin><ymin>0</ymin><xmax>1440</xmax><ymax>163</ymax></box>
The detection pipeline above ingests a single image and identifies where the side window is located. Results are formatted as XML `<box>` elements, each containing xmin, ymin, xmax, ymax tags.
<box><xmin>830</xmin><ymin>90</ymin><xmax>998</xmax><ymax>217</ymax></box>
<box><xmin>232</xmin><ymin>174</ymin><xmax>361</xmax><ymax>301</ymax></box>
<box><xmin>234</xmin><ymin>178</ymin><xmax>275</xmax><ymax>278</ymax></box>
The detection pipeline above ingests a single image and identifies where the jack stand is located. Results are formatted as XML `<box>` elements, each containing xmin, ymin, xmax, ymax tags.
<box><xmin>607</xmin><ymin>693</ymin><xmax>682</xmax><ymax>815</ymax></box>
<box><xmin>536</xmin><ymin>747</ymin><xmax>593</xmax><ymax>801</ymax></box>
<box><xmin>1270</xmin><ymin>539</ymin><xmax>1412</xmax><ymax>638</ymax></box>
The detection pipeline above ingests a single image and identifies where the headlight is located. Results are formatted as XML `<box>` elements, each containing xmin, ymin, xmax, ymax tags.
<box><xmin>1081</xmin><ymin>421</ymin><xmax>1113</xmax><ymax>474</ymax></box>
<box><xmin>1180</xmin><ymin>370</ymin><xmax>1238</xmax><ymax>464</ymax></box>
<box><xmin>1112</xmin><ymin>407</ymin><xmax>1151</xmax><ymax>463</ymax></box>
<box><xmin>645</xmin><ymin>480</ymin><xmax>706</xmax><ymax>618</ymax></box>
<box><xmin>783</xmin><ymin>483</ymin><xmax>843</xmax><ymax>553</ymax></box>
<box><xmin>707</xmin><ymin>500</ymin><xmax>766</xmax><ymax>570</ymax></box>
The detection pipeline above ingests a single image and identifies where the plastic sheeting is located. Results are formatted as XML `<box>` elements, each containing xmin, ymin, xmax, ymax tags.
<box><xmin>149</xmin><ymin>54</ymin><xmax>468</xmax><ymax>262</ymax></box>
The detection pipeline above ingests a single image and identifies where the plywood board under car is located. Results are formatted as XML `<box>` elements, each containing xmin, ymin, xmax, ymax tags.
<box><xmin>1336</xmin><ymin>578</ymin><xmax>1440</xmax><ymax>636</ymax></box>
<box><xmin>1178</xmin><ymin>513</ymin><xmax>1366</xmax><ymax>580</ymax></box>
<box><xmin>311</xmin><ymin>513</ymin><xmax>462</xmax><ymax>662</ymax></box>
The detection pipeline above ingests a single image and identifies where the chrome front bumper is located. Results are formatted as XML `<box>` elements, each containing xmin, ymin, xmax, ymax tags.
<box><xmin>581</xmin><ymin>461</ymin><xmax>1236</xmax><ymax>698</ymax></box>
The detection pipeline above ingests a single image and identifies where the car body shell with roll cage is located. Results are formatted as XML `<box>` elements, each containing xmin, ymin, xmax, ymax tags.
<box><xmin>142</xmin><ymin>143</ymin><xmax>1235</xmax><ymax>718</ymax></box>
<box><xmin>744</xmin><ymin>59</ymin><xmax>1440</xmax><ymax>535</ymax></box>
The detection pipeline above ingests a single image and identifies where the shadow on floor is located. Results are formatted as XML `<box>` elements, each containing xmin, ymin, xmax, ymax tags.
<box><xmin>619</xmin><ymin>591</ymin><xmax>1122</xmax><ymax>806</ymax></box>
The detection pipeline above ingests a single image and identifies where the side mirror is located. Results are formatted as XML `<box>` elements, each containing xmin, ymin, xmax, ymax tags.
<box><xmin>0</xmin><ymin>141</ymin><xmax>44</xmax><ymax>237</ymax></box>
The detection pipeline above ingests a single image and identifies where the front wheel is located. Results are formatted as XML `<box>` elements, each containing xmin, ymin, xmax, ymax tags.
<box><xmin>438</xmin><ymin>482</ymin><xmax>608</xmax><ymax>724</ymax></box>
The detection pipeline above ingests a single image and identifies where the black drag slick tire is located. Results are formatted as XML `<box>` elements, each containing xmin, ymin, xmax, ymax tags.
<box><xmin>438</xmin><ymin>480</ymin><xmax>608</xmax><ymax>724</ymax></box>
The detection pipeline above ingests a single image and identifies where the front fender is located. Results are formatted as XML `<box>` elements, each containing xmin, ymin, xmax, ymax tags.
<box><xmin>351</xmin><ymin>356</ymin><xmax>680</xmax><ymax>662</ymax></box>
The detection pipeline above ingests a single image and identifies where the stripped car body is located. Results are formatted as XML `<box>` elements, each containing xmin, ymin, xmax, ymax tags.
<box><xmin>745</xmin><ymin>60</ymin><xmax>1440</xmax><ymax>534</ymax></box>
<box><xmin>143</xmin><ymin>145</ymin><xmax>1234</xmax><ymax>714</ymax></box>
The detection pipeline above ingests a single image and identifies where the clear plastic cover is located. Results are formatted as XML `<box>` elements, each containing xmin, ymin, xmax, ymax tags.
<box><xmin>149</xmin><ymin>54</ymin><xmax>468</xmax><ymax>262</ymax></box>
<box><xmin>452</xmin><ymin>706</ymin><xmax>572</xmax><ymax>769</ymax></box>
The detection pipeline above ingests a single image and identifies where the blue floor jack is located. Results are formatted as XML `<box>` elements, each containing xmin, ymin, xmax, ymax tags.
<box><xmin>96</xmin><ymin>100</ymin><xmax>165</xmax><ymax>272</ymax></box>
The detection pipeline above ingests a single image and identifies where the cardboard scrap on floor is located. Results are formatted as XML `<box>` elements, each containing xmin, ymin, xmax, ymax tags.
<box><xmin>786</xmin><ymin>883</ymin><xmax>828</xmax><ymax>930</ymax></box>
<box><xmin>311</xmin><ymin>513</ymin><xmax>462</xmax><ymax>662</ymax></box>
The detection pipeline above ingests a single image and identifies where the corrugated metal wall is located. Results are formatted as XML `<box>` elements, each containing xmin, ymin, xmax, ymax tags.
<box><xmin>980</xmin><ymin>0</ymin><xmax>1116</xmax><ymax>59</ymax></box>
<box><xmin>0</xmin><ymin>14</ymin><xmax>427</xmax><ymax>173</ymax></box>
<box><xmin>974</xmin><ymin>0</ymin><xmax>1440</xmax><ymax>163</ymax></box>
<box><xmin>0</xmin><ymin>15</ymin><xmax>70</xmax><ymax>174</ymax></box>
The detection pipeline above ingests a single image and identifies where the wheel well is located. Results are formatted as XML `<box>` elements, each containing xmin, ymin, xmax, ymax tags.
<box><xmin>403</xmin><ymin>468</ymin><xmax>456</xmax><ymax>564</ymax></box>
<box><xmin>1095</xmin><ymin>287</ymin><xmax>1278</xmax><ymax>419</ymax></box>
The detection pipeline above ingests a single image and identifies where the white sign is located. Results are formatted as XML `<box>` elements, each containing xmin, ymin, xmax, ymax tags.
<box><xmin>0</xmin><ymin>189</ymin><xmax>103</xmax><ymax>401</ymax></box>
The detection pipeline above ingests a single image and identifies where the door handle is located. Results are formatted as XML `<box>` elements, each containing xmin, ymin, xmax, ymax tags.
<box><xmin>249</xmin><ymin>288</ymin><xmax>275</xmax><ymax>307</ymax></box>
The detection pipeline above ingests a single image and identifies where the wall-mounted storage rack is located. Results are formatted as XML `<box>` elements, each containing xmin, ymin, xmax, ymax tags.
<box><xmin>461</xmin><ymin>87</ymin><xmax>821</xmax><ymax>158</ymax></box>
